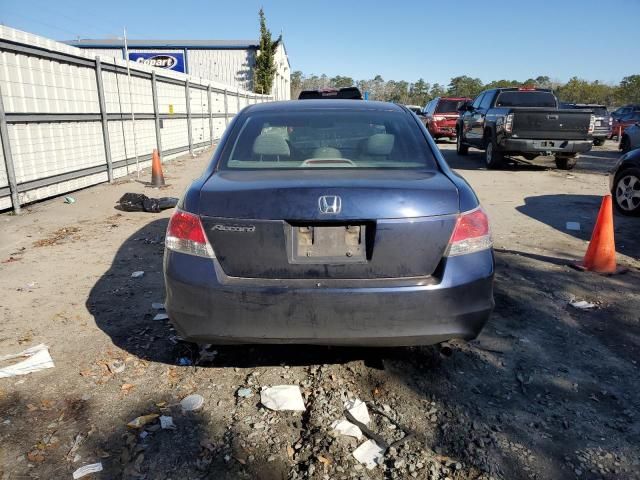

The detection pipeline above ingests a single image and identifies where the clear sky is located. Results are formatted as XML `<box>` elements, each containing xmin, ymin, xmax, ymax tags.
<box><xmin>0</xmin><ymin>0</ymin><xmax>637</xmax><ymax>86</ymax></box>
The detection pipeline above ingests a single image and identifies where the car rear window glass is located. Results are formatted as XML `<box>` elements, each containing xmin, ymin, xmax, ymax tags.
<box><xmin>220</xmin><ymin>110</ymin><xmax>437</xmax><ymax>170</ymax></box>
<box><xmin>435</xmin><ymin>100</ymin><xmax>465</xmax><ymax>113</ymax></box>
<box><xmin>495</xmin><ymin>91</ymin><xmax>557</xmax><ymax>108</ymax></box>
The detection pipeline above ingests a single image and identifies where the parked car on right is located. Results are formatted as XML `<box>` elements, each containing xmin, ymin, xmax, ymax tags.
<box><xmin>620</xmin><ymin>122</ymin><xmax>640</xmax><ymax>153</ymax></box>
<box><xmin>561</xmin><ymin>103</ymin><xmax>611</xmax><ymax>146</ymax></box>
<box><xmin>611</xmin><ymin>111</ymin><xmax>640</xmax><ymax>141</ymax></box>
<box><xmin>610</xmin><ymin>147</ymin><xmax>640</xmax><ymax>215</ymax></box>
<box><xmin>611</xmin><ymin>104</ymin><xmax>640</xmax><ymax>120</ymax></box>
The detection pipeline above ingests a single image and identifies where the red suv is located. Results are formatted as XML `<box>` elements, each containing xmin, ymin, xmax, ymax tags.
<box><xmin>421</xmin><ymin>97</ymin><xmax>470</xmax><ymax>140</ymax></box>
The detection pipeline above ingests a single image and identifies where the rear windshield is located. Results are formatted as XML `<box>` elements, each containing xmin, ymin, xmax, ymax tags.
<box><xmin>435</xmin><ymin>99</ymin><xmax>465</xmax><ymax>113</ymax></box>
<box><xmin>495</xmin><ymin>91</ymin><xmax>557</xmax><ymax>108</ymax></box>
<box><xmin>219</xmin><ymin>110</ymin><xmax>437</xmax><ymax>170</ymax></box>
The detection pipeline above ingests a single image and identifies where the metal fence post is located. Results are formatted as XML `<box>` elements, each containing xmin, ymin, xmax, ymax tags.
<box><xmin>185</xmin><ymin>79</ymin><xmax>193</xmax><ymax>155</ymax></box>
<box><xmin>223</xmin><ymin>88</ymin><xmax>229</xmax><ymax>126</ymax></box>
<box><xmin>207</xmin><ymin>85</ymin><xmax>214</xmax><ymax>146</ymax></box>
<box><xmin>236</xmin><ymin>90</ymin><xmax>240</xmax><ymax>114</ymax></box>
<box><xmin>94</xmin><ymin>58</ymin><xmax>113</xmax><ymax>182</ymax></box>
<box><xmin>0</xmin><ymin>85</ymin><xmax>20</xmax><ymax>214</ymax></box>
<box><xmin>151</xmin><ymin>71</ymin><xmax>163</xmax><ymax>162</ymax></box>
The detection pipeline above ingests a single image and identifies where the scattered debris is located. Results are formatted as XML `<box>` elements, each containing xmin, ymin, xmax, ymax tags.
<box><xmin>153</xmin><ymin>313</ymin><xmax>169</xmax><ymax>321</ymax></box>
<box><xmin>177</xmin><ymin>357</ymin><xmax>192</xmax><ymax>366</ymax></box>
<box><xmin>197</xmin><ymin>345</ymin><xmax>217</xmax><ymax>364</ymax></box>
<box><xmin>260</xmin><ymin>385</ymin><xmax>306</xmax><ymax>411</ymax></box>
<box><xmin>570</xmin><ymin>300</ymin><xmax>597</xmax><ymax>310</ymax></box>
<box><xmin>107</xmin><ymin>360</ymin><xmax>125</xmax><ymax>374</ymax></box>
<box><xmin>345</xmin><ymin>398</ymin><xmax>370</xmax><ymax>425</ymax></box>
<box><xmin>151</xmin><ymin>302</ymin><xmax>165</xmax><ymax>310</ymax></box>
<box><xmin>237</xmin><ymin>387</ymin><xmax>253</xmax><ymax>398</ymax></box>
<box><xmin>180</xmin><ymin>394</ymin><xmax>204</xmax><ymax>412</ymax></box>
<box><xmin>331</xmin><ymin>419</ymin><xmax>363</xmax><ymax>440</ymax></box>
<box><xmin>566</xmin><ymin>221</ymin><xmax>581</xmax><ymax>231</ymax></box>
<box><xmin>0</xmin><ymin>344</ymin><xmax>55</xmax><ymax>378</ymax></box>
<box><xmin>121</xmin><ymin>383</ymin><xmax>135</xmax><ymax>394</ymax></box>
<box><xmin>33</xmin><ymin>227</ymin><xmax>80</xmax><ymax>247</ymax></box>
<box><xmin>66</xmin><ymin>433</ymin><xmax>84</xmax><ymax>461</ymax></box>
<box><xmin>159</xmin><ymin>415</ymin><xmax>176</xmax><ymax>430</ymax></box>
<box><xmin>127</xmin><ymin>414</ymin><xmax>159</xmax><ymax>429</ymax></box>
<box><xmin>352</xmin><ymin>439</ymin><xmax>385</xmax><ymax>469</ymax></box>
<box><xmin>64</xmin><ymin>196</ymin><xmax>76</xmax><ymax>204</ymax></box>
<box><xmin>72</xmin><ymin>462</ymin><xmax>103</xmax><ymax>479</ymax></box>
<box><xmin>131</xmin><ymin>271</ymin><xmax>145</xmax><ymax>279</ymax></box>
<box><xmin>117</xmin><ymin>193</ymin><xmax>178</xmax><ymax>213</ymax></box>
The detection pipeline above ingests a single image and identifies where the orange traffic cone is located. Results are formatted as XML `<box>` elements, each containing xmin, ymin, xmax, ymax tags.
<box><xmin>577</xmin><ymin>195</ymin><xmax>617</xmax><ymax>273</ymax></box>
<box><xmin>150</xmin><ymin>149</ymin><xmax>165</xmax><ymax>187</ymax></box>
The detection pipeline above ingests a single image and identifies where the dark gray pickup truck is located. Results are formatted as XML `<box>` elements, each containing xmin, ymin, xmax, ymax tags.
<box><xmin>456</xmin><ymin>88</ymin><xmax>594</xmax><ymax>170</ymax></box>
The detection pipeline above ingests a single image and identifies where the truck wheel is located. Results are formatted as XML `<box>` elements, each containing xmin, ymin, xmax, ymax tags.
<box><xmin>593</xmin><ymin>138</ymin><xmax>604</xmax><ymax>147</ymax></box>
<box><xmin>484</xmin><ymin>139</ymin><xmax>504</xmax><ymax>169</ymax></box>
<box><xmin>456</xmin><ymin>129</ymin><xmax>468</xmax><ymax>155</ymax></box>
<box><xmin>523</xmin><ymin>154</ymin><xmax>538</xmax><ymax>161</ymax></box>
<box><xmin>555</xmin><ymin>155</ymin><xmax>577</xmax><ymax>170</ymax></box>
<box><xmin>613</xmin><ymin>167</ymin><xmax>640</xmax><ymax>216</ymax></box>
<box><xmin>620</xmin><ymin>135</ymin><xmax>631</xmax><ymax>153</ymax></box>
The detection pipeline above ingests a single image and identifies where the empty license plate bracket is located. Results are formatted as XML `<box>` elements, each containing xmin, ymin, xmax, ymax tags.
<box><xmin>289</xmin><ymin>224</ymin><xmax>367</xmax><ymax>264</ymax></box>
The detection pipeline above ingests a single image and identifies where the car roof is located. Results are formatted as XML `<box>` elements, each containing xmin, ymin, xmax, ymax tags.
<box><xmin>495</xmin><ymin>87</ymin><xmax>553</xmax><ymax>92</ymax></box>
<box><xmin>244</xmin><ymin>100</ymin><xmax>405</xmax><ymax>113</ymax></box>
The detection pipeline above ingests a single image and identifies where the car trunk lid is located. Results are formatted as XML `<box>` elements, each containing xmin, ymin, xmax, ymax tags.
<box><xmin>198</xmin><ymin>170</ymin><xmax>459</xmax><ymax>279</ymax></box>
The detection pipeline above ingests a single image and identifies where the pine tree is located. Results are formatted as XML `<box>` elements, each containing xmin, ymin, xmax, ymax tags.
<box><xmin>254</xmin><ymin>8</ymin><xmax>277</xmax><ymax>95</ymax></box>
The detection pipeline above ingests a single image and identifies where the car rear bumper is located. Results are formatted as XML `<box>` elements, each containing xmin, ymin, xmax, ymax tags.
<box><xmin>164</xmin><ymin>250</ymin><xmax>494</xmax><ymax>346</ymax></box>
<box><xmin>499</xmin><ymin>138</ymin><xmax>593</xmax><ymax>154</ymax></box>
<box><xmin>430</xmin><ymin>124</ymin><xmax>457</xmax><ymax>137</ymax></box>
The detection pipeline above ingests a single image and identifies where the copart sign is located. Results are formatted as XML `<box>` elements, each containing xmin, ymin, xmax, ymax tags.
<box><xmin>128</xmin><ymin>52</ymin><xmax>186</xmax><ymax>72</ymax></box>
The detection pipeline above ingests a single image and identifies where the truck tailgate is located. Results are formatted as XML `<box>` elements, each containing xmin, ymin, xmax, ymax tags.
<box><xmin>512</xmin><ymin>109</ymin><xmax>591</xmax><ymax>140</ymax></box>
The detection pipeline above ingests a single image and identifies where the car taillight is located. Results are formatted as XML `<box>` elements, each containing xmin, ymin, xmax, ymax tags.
<box><xmin>608</xmin><ymin>116</ymin><xmax>612</xmax><ymax>126</ymax></box>
<box><xmin>588</xmin><ymin>114</ymin><xmax>595</xmax><ymax>134</ymax></box>
<box><xmin>166</xmin><ymin>210</ymin><xmax>215</xmax><ymax>258</ymax></box>
<box><xmin>445</xmin><ymin>207</ymin><xmax>492</xmax><ymax>257</ymax></box>
<box><xmin>503</xmin><ymin>113</ymin><xmax>514</xmax><ymax>133</ymax></box>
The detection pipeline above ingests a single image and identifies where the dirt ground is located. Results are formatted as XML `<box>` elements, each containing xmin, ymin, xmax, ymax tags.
<box><xmin>0</xmin><ymin>141</ymin><xmax>639</xmax><ymax>480</ymax></box>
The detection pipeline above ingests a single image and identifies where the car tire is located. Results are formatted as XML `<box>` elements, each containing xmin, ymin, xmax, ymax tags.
<box><xmin>456</xmin><ymin>129</ymin><xmax>469</xmax><ymax>155</ymax></box>
<box><xmin>593</xmin><ymin>138</ymin><xmax>604</xmax><ymax>147</ymax></box>
<box><xmin>613</xmin><ymin>167</ymin><xmax>640</xmax><ymax>216</ymax></box>
<box><xmin>523</xmin><ymin>153</ymin><xmax>538</xmax><ymax>161</ymax></box>
<box><xmin>484</xmin><ymin>138</ymin><xmax>504</xmax><ymax>169</ymax></box>
<box><xmin>620</xmin><ymin>135</ymin><xmax>631</xmax><ymax>153</ymax></box>
<box><xmin>555</xmin><ymin>155</ymin><xmax>577</xmax><ymax>170</ymax></box>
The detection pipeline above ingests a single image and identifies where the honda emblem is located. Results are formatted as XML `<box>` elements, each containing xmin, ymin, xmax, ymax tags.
<box><xmin>318</xmin><ymin>195</ymin><xmax>341</xmax><ymax>214</ymax></box>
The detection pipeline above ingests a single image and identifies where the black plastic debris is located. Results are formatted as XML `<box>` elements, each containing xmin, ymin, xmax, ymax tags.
<box><xmin>117</xmin><ymin>193</ymin><xmax>178</xmax><ymax>213</ymax></box>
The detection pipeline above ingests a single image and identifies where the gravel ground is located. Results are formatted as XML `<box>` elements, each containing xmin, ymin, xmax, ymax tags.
<box><xmin>0</xmin><ymin>141</ymin><xmax>638</xmax><ymax>480</ymax></box>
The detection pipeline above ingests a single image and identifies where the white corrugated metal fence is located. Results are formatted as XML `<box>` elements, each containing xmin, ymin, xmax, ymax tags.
<box><xmin>0</xmin><ymin>26</ymin><xmax>273</xmax><ymax>213</ymax></box>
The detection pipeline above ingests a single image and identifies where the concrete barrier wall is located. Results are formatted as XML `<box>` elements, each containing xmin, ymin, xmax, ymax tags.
<box><xmin>0</xmin><ymin>26</ymin><xmax>273</xmax><ymax>212</ymax></box>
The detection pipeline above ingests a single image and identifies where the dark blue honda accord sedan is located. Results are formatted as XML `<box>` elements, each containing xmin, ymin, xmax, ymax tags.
<box><xmin>163</xmin><ymin>100</ymin><xmax>494</xmax><ymax>346</ymax></box>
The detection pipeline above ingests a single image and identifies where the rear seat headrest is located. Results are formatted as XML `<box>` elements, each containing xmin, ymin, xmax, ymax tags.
<box><xmin>366</xmin><ymin>133</ymin><xmax>395</xmax><ymax>156</ymax></box>
<box><xmin>253</xmin><ymin>133</ymin><xmax>290</xmax><ymax>157</ymax></box>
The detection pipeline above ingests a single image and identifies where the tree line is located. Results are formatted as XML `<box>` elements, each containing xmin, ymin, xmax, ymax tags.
<box><xmin>290</xmin><ymin>72</ymin><xmax>640</xmax><ymax>107</ymax></box>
